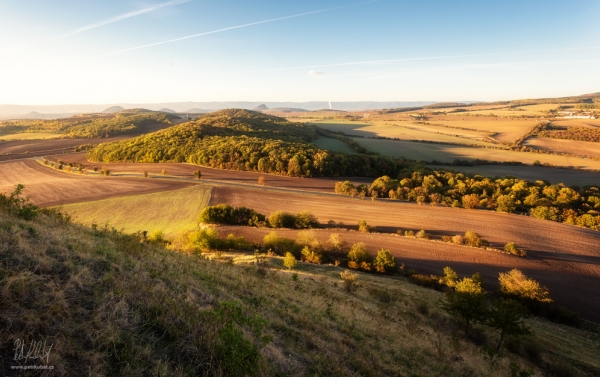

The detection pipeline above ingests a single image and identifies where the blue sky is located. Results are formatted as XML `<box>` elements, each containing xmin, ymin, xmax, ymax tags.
<box><xmin>1</xmin><ymin>0</ymin><xmax>599</xmax><ymax>104</ymax></box>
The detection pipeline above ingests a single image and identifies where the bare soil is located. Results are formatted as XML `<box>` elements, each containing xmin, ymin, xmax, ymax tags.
<box><xmin>0</xmin><ymin>159</ymin><xmax>195</xmax><ymax>207</ymax></box>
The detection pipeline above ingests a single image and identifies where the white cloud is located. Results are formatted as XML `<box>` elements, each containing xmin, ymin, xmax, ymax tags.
<box><xmin>308</xmin><ymin>70</ymin><xmax>325</xmax><ymax>75</ymax></box>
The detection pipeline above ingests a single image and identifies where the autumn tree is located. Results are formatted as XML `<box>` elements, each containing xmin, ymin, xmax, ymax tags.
<box><xmin>442</xmin><ymin>275</ymin><xmax>487</xmax><ymax>336</ymax></box>
<box><xmin>486</xmin><ymin>299</ymin><xmax>531</xmax><ymax>351</ymax></box>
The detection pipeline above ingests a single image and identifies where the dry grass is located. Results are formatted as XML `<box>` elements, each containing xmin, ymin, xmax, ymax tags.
<box><xmin>0</xmin><ymin>132</ymin><xmax>62</xmax><ymax>141</ymax></box>
<box><xmin>524</xmin><ymin>137</ymin><xmax>600</xmax><ymax>159</ymax></box>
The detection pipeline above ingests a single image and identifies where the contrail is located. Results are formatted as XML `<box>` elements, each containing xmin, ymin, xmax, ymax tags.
<box><xmin>230</xmin><ymin>46</ymin><xmax>600</xmax><ymax>75</ymax></box>
<box><xmin>92</xmin><ymin>0</ymin><xmax>379</xmax><ymax>58</ymax></box>
<box><xmin>57</xmin><ymin>0</ymin><xmax>191</xmax><ymax>39</ymax></box>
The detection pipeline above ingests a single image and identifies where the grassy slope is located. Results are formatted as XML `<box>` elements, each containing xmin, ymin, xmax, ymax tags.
<box><xmin>59</xmin><ymin>185</ymin><xmax>211</xmax><ymax>236</ymax></box>
<box><xmin>0</xmin><ymin>132</ymin><xmax>62</xmax><ymax>141</ymax></box>
<box><xmin>2</xmin><ymin>208</ymin><xmax>600</xmax><ymax>375</ymax></box>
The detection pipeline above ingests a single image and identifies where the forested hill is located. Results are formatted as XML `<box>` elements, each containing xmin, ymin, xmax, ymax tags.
<box><xmin>87</xmin><ymin>109</ymin><xmax>415</xmax><ymax>177</ymax></box>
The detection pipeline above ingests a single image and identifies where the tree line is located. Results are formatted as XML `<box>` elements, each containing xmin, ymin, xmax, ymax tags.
<box><xmin>335</xmin><ymin>170</ymin><xmax>600</xmax><ymax>230</ymax></box>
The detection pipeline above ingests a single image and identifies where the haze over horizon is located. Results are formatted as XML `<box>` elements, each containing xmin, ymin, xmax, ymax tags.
<box><xmin>1</xmin><ymin>0</ymin><xmax>600</xmax><ymax>105</ymax></box>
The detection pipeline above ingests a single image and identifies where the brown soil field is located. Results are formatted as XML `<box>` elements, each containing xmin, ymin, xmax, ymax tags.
<box><xmin>0</xmin><ymin>159</ymin><xmax>195</xmax><ymax>207</ymax></box>
<box><xmin>43</xmin><ymin>152</ymin><xmax>372</xmax><ymax>193</ymax></box>
<box><xmin>216</xmin><ymin>224</ymin><xmax>600</xmax><ymax>322</ymax></box>
<box><xmin>0</xmin><ymin>122</ymin><xmax>173</xmax><ymax>161</ymax></box>
<box><xmin>524</xmin><ymin>137</ymin><xmax>600</xmax><ymax>159</ymax></box>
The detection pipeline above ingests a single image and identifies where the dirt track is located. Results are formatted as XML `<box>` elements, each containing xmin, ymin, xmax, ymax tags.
<box><xmin>0</xmin><ymin>159</ymin><xmax>194</xmax><ymax>207</ymax></box>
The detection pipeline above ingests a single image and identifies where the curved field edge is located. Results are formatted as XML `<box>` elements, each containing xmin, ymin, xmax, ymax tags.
<box><xmin>58</xmin><ymin>185</ymin><xmax>212</xmax><ymax>236</ymax></box>
<box><xmin>2</xmin><ymin>208</ymin><xmax>599</xmax><ymax>375</ymax></box>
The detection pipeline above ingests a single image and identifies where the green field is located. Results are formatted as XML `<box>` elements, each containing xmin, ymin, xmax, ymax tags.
<box><xmin>352</xmin><ymin>137</ymin><xmax>600</xmax><ymax>170</ymax></box>
<box><xmin>312</xmin><ymin>136</ymin><xmax>356</xmax><ymax>153</ymax></box>
<box><xmin>60</xmin><ymin>185</ymin><xmax>211</xmax><ymax>236</ymax></box>
<box><xmin>0</xmin><ymin>132</ymin><xmax>62</xmax><ymax>140</ymax></box>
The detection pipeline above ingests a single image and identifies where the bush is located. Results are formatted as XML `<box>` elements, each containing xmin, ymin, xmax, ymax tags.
<box><xmin>373</xmin><ymin>249</ymin><xmax>397</xmax><ymax>273</ymax></box>
<box><xmin>452</xmin><ymin>235</ymin><xmax>464</xmax><ymax>245</ymax></box>
<box><xmin>504</xmin><ymin>242</ymin><xmax>527</xmax><ymax>257</ymax></box>
<box><xmin>464</xmin><ymin>231</ymin><xmax>483</xmax><ymax>247</ymax></box>
<box><xmin>462</xmin><ymin>194</ymin><xmax>480</xmax><ymax>209</ymax></box>
<box><xmin>199</xmin><ymin>204</ymin><xmax>265</xmax><ymax>226</ymax></box>
<box><xmin>415</xmin><ymin>229</ymin><xmax>430</xmax><ymax>239</ymax></box>
<box><xmin>268</xmin><ymin>210</ymin><xmax>297</xmax><ymax>228</ymax></box>
<box><xmin>194</xmin><ymin>169</ymin><xmax>202</xmax><ymax>179</ymax></box>
<box><xmin>262</xmin><ymin>232</ymin><xmax>295</xmax><ymax>255</ymax></box>
<box><xmin>301</xmin><ymin>246</ymin><xmax>322</xmax><ymax>264</ymax></box>
<box><xmin>357</xmin><ymin>220</ymin><xmax>373</xmax><ymax>232</ymax></box>
<box><xmin>496</xmin><ymin>195</ymin><xmax>516</xmax><ymax>213</ymax></box>
<box><xmin>186</xmin><ymin>227</ymin><xmax>221</xmax><ymax>252</ymax></box>
<box><xmin>347</xmin><ymin>242</ymin><xmax>369</xmax><ymax>264</ymax></box>
<box><xmin>283</xmin><ymin>252</ymin><xmax>297</xmax><ymax>270</ymax></box>
<box><xmin>339</xmin><ymin>270</ymin><xmax>358</xmax><ymax>293</ymax></box>
<box><xmin>295</xmin><ymin>210</ymin><xmax>319</xmax><ymax>229</ymax></box>
<box><xmin>499</xmin><ymin>269</ymin><xmax>552</xmax><ymax>303</ymax></box>
<box><xmin>0</xmin><ymin>184</ymin><xmax>39</xmax><ymax>220</ymax></box>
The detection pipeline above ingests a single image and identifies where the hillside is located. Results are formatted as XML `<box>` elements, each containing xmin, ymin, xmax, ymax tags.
<box><xmin>2</xmin><ymin>192</ymin><xmax>599</xmax><ymax>375</ymax></box>
<box><xmin>87</xmin><ymin>109</ymin><xmax>416</xmax><ymax>177</ymax></box>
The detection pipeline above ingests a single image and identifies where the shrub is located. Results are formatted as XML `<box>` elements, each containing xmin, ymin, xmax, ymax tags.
<box><xmin>339</xmin><ymin>270</ymin><xmax>358</xmax><ymax>293</ymax></box>
<box><xmin>452</xmin><ymin>235</ymin><xmax>464</xmax><ymax>245</ymax></box>
<box><xmin>301</xmin><ymin>246</ymin><xmax>322</xmax><ymax>264</ymax></box>
<box><xmin>326</xmin><ymin>233</ymin><xmax>347</xmax><ymax>253</ymax></box>
<box><xmin>443</xmin><ymin>276</ymin><xmax>487</xmax><ymax>336</ymax></box>
<box><xmin>143</xmin><ymin>171</ymin><xmax>148</xmax><ymax>178</ymax></box>
<box><xmin>415</xmin><ymin>229</ymin><xmax>430</xmax><ymax>239</ymax></box>
<box><xmin>0</xmin><ymin>184</ymin><xmax>39</xmax><ymax>220</ymax></box>
<box><xmin>283</xmin><ymin>252</ymin><xmax>297</xmax><ymax>270</ymax></box>
<box><xmin>347</xmin><ymin>242</ymin><xmax>369</xmax><ymax>264</ymax></box>
<box><xmin>268</xmin><ymin>210</ymin><xmax>297</xmax><ymax>228</ymax></box>
<box><xmin>295</xmin><ymin>230</ymin><xmax>320</xmax><ymax>250</ymax></box>
<box><xmin>499</xmin><ymin>269</ymin><xmax>552</xmax><ymax>303</ymax></box>
<box><xmin>441</xmin><ymin>235</ymin><xmax>453</xmax><ymax>243</ymax></box>
<box><xmin>373</xmin><ymin>249</ymin><xmax>397</xmax><ymax>273</ymax></box>
<box><xmin>295</xmin><ymin>211</ymin><xmax>319</xmax><ymax>229</ymax></box>
<box><xmin>504</xmin><ymin>242</ymin><xmax>527</xmax><ymax>257</ymax></box>
<box><xmin>441</xmin><ymin>266</ymin><xmax>458</xmax><ymax>287</ymax></box>
<box><xmin>199</xmin><ymin>204</ymin><xmax>265</xmax><ymax>226</ymax></box>
<box><xmin>257</xmin><ymin>176</ymin><xmax>265</xmax><ymax>186</ymax></box>
<box><xmin>262</xmin><ymin>232</ymin><xmax>295</xmax><ymax>255</ymax></box>
<box><xmin>161</xmin><ymin>169</ymin><xmax>167</xmax><ymax>176</ymax></box>
<box><xmin>404</xmin><ymin>230</ymin><xmax>415</xmax><ymax>237</ymax></box>
<box><xmin>464</xmin><ymin>231</ymin><xmax>483</xmax><ymax>247</ymax></box>
<box><xmin>186</xmin><ymin>227</ymin><xmax>221</xmax><ymax>252</ymax></box>
<box><xmin>194</xmin><ymin>169</ymin><xmax>202</xmax><ymax>179</ymax></box>
<box><xmin>148</xmin><ymin>229</ymin><xmax>165</xmax><ymax>243</ymax></box>
<box><xmin>357</xmin><ymin>220</ymin><xmax>372</xmax><ymax>232</ymax></box>
<box><xmin>497</xmin><ymin>195</ymin><xmax>516</xmax><ymax>213</ymax></box>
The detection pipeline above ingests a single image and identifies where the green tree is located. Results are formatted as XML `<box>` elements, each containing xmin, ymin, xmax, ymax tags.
<box><xmin>347</xmin><ymin>242</ymin><xmax>369</xmax><ymax>264</ymax></box>
<box><xmin>486</xmin><ymin>299</ymin><xmax>531</xmax><ymax>351</ymax></box>
<box><xmin>442</xmin><ymin>276</ymin><xmax>487</xmax><ymax>336</ymax></box>
<box><xmin>283</xmin><ymin>252</ymin><xmax>297</xmax><ymax>270</ymax></box>
<box><xmin>373</xmin><ymin>249</ymin><xmax>397</xmax><ymax>273</ymax></box>
<box><xmin>496</xmin><ymin>195</ymin><xmax>516</xmax><ymax>213</ymax></box>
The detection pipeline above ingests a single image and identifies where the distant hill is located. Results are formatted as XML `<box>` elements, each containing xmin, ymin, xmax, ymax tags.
<box><xmin>159</xmin><ymin>108</ymin><xmax>175</xmax><ymax>113</ymax></box>
<box><xmin>263</xmin><ymin>107</ymin><xmax>308</xmax><ymax>113</ymax></box>
<box><xmin>252</xmin><ymin>104</ymin><xmax>269</xmax><ymax>111</ymax></box>
<box><xmin>20</xmin><ymin>111</ymin><xmax>46</xmax><ymax>119</ymax></box>
<box><xmin>102</xmin><ymin>106</ymin><xmax>125</xmax><ymax>113</ymax></box>
<box><xmin>87</xmin><ymin>109</ymin><xmax>412</xmax><ymax>178</ymax></box>
<box><xmin>183</xmin><ymin>108</ymin><xmax>210</xmax><ymax>113</ymax></box>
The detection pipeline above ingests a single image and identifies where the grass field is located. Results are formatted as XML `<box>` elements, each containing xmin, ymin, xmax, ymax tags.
<box><xmin>352</xmin><ymin>137</ymin><xmax>600</xmax><ymax>170</ymax></box>
<box><xmin>0</xmin><ymin>132</ymin><xmax>62</xmax><ymax>140</ymax></box>
<box><xmin>524</xmin><ymin>137</ymin><xmax>600</xmax><ymax>159</ymax></box>
<box><xmin>313</xmin><ymin>120</ymin><xmax>498</xmax><ymax>147</ymax></box>
<box><xmin>312</xmin><ymin>136</ymin><xmax>356</xmax><ymax>153</ymax></box>
<box><xmin>426</xmin><ymin>117</ymin><xmax>538</xmax><ymax>143</ymax></box>
<box><xmin>456</xmin><ymin>104</ymin><xmax>558</xmax><ymax>117</ymax></box>
<box><xmin>550</xmin><ymin>119</ymin><xmax>600</xmax><ymax>128</ymax></box>
<box><xmin>60</xmin><ymin>185</ymin><xmax>211</xmax><ymax>236</ymax></box>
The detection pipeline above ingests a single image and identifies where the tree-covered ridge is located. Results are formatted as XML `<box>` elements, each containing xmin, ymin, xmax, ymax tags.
<box><xmin>538</xmin><ymin>126</ymin><xmax>600</xmax><ymax>142</ymax></box>
<box><xmin>0</xmin><ymin>112</ymin><xmax>175</xmax><ymax>138</ymax></box>
<box><xmin>87</xmin><ymin>109</ymin><xmax>418</xmax><ymax>177</ymax></box>
<box><xmin>336</xmin><ymin>171</ymin><xmax>600</xmax><ymax>229</ymax></box>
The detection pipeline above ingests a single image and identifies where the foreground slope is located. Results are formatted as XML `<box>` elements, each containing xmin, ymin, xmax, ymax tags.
<box><xmin>2</xmin><ymin>204</ymin><xmax>599</xmax><ymax>375</ymax></box>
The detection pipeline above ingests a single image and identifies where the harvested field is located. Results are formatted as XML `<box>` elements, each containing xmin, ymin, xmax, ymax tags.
<box><xmin>60</xmin><ymin>185</ymin><xmax>211</xmax><ymax>236</ymax></box>
<box><xmin>550</xmin><ymin>119</ymin><xmax>600</xmax><ymax>129</ymax></box>
<box><xmin>0</xmin><ymin>159</ymin><xmax>194</xmax><ymax>207</ymax></box>
<box><xmin>0</xmin><ymin>132</ymin><xmax>62</xmax><ymax>141</ymax></box>
<box><xmin>44</xmin><ymin>152</ymin><xmax>372</xmax><ymax>192</ymax></box>
<box><xmin>216</xmin><ymin>224</ymin><xmax>600</xmax><ymax>322</ymax></box>
<box><xmin>427</xmin><ymin>164</ymin><xmax>600</xmax><ymax>187</ymax></box>
<box><xmin>314</xmin><ymin>120</ymin><xmax>497</xmax><ymax>146</ymax></box>
<box><xmin>430</xmin><ymin>117</ymin><xmax>538</xmax><ymax>144</ymax></box>
<box><xmin>352</xmin><ymin>138</ymin><xmax>600</xmax><ymax>170</ymax></box>
<box><xmin>524</xmin><ymin>137</ymin><xmax>600</xmax><ymax>159</ymax></box>
<box><xmin>312</xmin><ymin>136</ymin><xmax>356</xmax><ymax>154</ymax></box>
<box><xmin>210</xmin><ymin>186</ymin><xmax>600</xmax><ymax>320</ymax></box>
